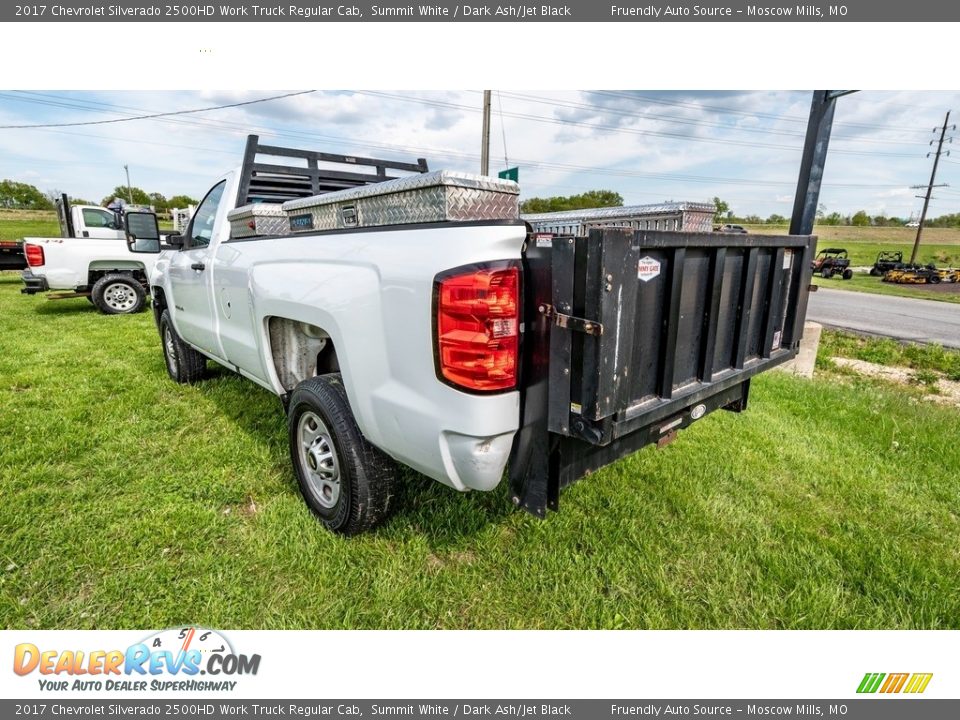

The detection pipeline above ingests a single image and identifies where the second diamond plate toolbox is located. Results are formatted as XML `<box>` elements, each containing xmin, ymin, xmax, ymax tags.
<box><xmin>281</xmin><ymin>170</ymin><xmax>520</xmax><ymax>232</ymax></box>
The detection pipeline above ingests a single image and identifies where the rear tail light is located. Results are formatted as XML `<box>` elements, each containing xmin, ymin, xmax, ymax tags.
<box><xmin>25</xmin><ymin>244</ymin><xmax>44</xmax><ymax>267</ymax></box>
<box><xmin>434</xmin><ymin>264</ymin><xmax>520</xmax><ymax>392</ymax></box>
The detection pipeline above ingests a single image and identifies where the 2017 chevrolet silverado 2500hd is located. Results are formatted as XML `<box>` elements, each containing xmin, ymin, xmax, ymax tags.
<box><xmin>21</xmin><ymin>194</ymin><xmax>162</xmax><ymax>314</ymax></box>
<box><xmin>143</xmin><ymin>126</ymin><xmax>832</xmax><ymax>535</ymax></box>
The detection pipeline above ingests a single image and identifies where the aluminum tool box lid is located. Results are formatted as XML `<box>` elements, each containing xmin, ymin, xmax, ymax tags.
<box><xmin>281</xmin><ymin>170</ymin><xmax>520</xmax><ymax>231</ymax></box>
<box><xmin>227</xmin><ymin>203</ymin><xmax>290</xmax><ymax>238</ymax></box>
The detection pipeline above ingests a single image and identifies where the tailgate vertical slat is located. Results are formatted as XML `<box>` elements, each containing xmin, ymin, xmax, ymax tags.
<box><xmin>761</xmin><ymin>247</ymin><xmax>786</xmax><ymax>358</ymax></box>
<box><xmin>592</xmin><ymin>229</ymin><xmax>640</xmax><ymax>420</ymax></box>
<box><xmin>657</xmin><ymin>247</ymin><xmax>686</xmax><ymax>399</ymax></box>
<box><xmin>548</xmin><ymin>236</ymin><xmax>576</xmax><ymax>435</ymax></box>
<box><xmin>699</xmin><ymin>247</ymin><xmax>726</xmax><ymax>383</ymax></box>
<box><xmin>733</xmin><ymin>247</ymin><xmax>759</xmax><ymax>369</ymax></box>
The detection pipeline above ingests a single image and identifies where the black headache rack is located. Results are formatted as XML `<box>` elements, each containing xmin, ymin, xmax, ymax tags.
<box><xmin>508</xmin><ymin>227</ymin><xmax>817</xmax><ymax>517</ymax></box>
<box><xmin>235</xmin><ymin>134</ymin><xmax>429</xmax><ymax>207</ymax></box>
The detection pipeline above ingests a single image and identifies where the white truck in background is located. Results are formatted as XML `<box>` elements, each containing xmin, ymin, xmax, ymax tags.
<box><xmin>21</xmin><ymin>194</ymin><xmax>162</xmax><ymax>314</ymax></box>
<box><xmin>141</xmin><ymin>135</ymin><xmax>820</xmax><ymax>536</ymax></box>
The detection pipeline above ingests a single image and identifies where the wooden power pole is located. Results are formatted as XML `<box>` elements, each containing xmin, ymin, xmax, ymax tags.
<box><xmin>480</xmin><ymin>90</ymin><xmax>491</xmax><ymax>176</ymax></box>
<box><xmin>910</xmin><ymin>111</ymin><xmax>953</xmax><ymax>265</ymax></box>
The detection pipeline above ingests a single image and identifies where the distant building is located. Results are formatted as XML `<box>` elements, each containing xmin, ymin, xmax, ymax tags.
<box><xmin>522</xmin><ymin>201</ymin><xmax>716</xmax><ymax>235</ymax></box>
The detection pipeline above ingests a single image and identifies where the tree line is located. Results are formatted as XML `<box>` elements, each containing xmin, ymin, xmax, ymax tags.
<box><xmin>0</xmin><ymin>179</ymin><xmax>197</xmax><ymax>212</ymax></box>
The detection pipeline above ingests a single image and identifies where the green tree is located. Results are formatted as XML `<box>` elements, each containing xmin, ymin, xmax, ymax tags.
<box><xmin>711</xmin><ymin>196</ymin><xmax>730</xmax><ymax>221</ymax></box>
<box><xmin>820</xmin><ymin>212</ymin><xmax>843</xmax><ymax>226</ymax></box>
<box><xmin>0</xmin><ymin>179</ymin><xmax>53</xmax><ymax>209</ymax></box>
<box><xmin>168</xmin><ymin>194</ymin><xmax>199</xmax><ymax>208</ymax></box>
<box><xmin>521</xmin><ymin>190</ymin><xmax>623</xmax><ymax>213</ymax></box>
<box><xmin>149</xmin><ymin>192</ymin><xmax>169</xmax><ymax>212</ymax></box>
<box><xmin>851</xmin><ymin>210</ymin><xmax>871</xmax><ymax>227</ymax></box>
<box><xmin>101</xmin><ymin>185</ymin><xmax>151</xmax><ymax>206</ymax></box>
<box><xmin>766</xmin><ymin>213</ymin><xmax>787</xmax><ymax>225</ymax></box>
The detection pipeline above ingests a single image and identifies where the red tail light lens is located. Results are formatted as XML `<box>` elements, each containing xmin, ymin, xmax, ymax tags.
<box><xmin>435</xmin><ymin>265</ymin><xmax>520</xmax><ymax>392</ymax></box>
<box><xmin>25</xmin><ymin>244</ymin><xmax>44</xmax><ymax>267</ymax></box>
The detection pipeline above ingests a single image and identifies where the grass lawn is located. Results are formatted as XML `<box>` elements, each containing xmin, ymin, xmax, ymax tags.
<box><xmin>1</xmin><ymin>272</ymin><xmax>959</xmax><ymax>630</ymax></box>
<box><xmin>812</xmin><ymin>273</ymin><xmax>960</xmax><ymax>304</ymax></box>
<box><xmin>0</xmin><ymin>210</ymin><xmax>59</xmax><ymax>241</ymax></box>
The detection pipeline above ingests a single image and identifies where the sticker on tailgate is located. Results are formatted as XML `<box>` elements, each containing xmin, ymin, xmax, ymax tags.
<box><xmin>637</xmin><ymin>256</ymin><xmax>661</xmax><ymax>282</ymax></box>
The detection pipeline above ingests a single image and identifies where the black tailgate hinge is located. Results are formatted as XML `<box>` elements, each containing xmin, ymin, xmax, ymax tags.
<box><xmin>538</xmin><ymin>303</ymin><xmax>603</xmax><ymax>336</ymax></box>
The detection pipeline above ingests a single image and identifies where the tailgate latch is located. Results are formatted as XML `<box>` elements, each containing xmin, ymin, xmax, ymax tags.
<box><xmin>539</xmin><ymin>304</ymin><xmax>604</xmax><ymax>336</ymax></box>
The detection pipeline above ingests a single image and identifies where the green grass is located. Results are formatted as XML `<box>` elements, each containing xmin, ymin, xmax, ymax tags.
<box><xmin>0</xmin><ymin>210</ymin><xmax>59</xmax><ymax>241</ymax></box>
<box><xmin>818</xmin><ymin>329</ymin><xmax>960</xmax><ymax>381</ymax></box>
<box><xmin>812</xmin><ymin>273</ymin><xmax>960</xmax><ymax>303</ymax></box>
<box><xmin>1</xmin><ymin>272</ymin><xmax>959</xmax><ymax>629</ymax></box>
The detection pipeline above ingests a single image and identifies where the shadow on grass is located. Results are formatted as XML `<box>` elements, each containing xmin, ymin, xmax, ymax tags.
<box><xmin>198</xmin><ymin>365</ymin><xmax>516</xmax><ymax>546</ymax></box>
<box><xmin>30</xmin><ymin>299</ymin><xmax>97</xmax><ymax>315</ymax></box>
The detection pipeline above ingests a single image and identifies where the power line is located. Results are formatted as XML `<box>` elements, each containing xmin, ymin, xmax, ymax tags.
<box><xmin>0</xmin><ymin>90</ymin><xmax>315</xmax><ymax>129</ymax></box>
<box><xmin>355</xmin><ymin>91</ymin><xmax>921</xmax><ymax>158</ymax></box>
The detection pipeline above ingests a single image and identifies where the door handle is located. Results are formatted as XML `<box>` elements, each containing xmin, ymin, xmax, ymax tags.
<box><xmin>191</xmin><ymin>262</ymin><xmax>206</xmax><ymax>271</ymax></box>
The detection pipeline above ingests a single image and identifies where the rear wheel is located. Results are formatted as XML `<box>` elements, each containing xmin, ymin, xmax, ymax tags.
<box><xmin>929</xmin><ymin>274</ymin><xmax>941</xmax><ymax>284</ymax></box>
<box><xmin>288</xmin><ymin>373</ymin><xmax>397</xmax><ymax>535</ymax></box>
<box><xmin>90</xmin><ymin>273</ymin><xmax>146</xmax><ymax>314</ymax></box>
<box><xmin>821</xmin><ymin>267</ymin><xmax>833</xmax><ymax>279</ymax></box>
<box><xmin>869</xmin><ymin>267</ymin><xmax>880</xmax><ymax>276</ymax></box>
<box><xmin>159</xmin><ymin>309</ymin><xmax>206</xmax><ymax>383</ymax></box>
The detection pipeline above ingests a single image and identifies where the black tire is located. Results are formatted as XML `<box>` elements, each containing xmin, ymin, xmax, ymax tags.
<box><xmin>929</xmin><ymin>274</ymin><xmax>941</xmax><ymax>284</ymax></box>
<box><xmin>821</xmin><ymin>267</ymin><xmax>833</xmax><ymax>279</ymax></box>
<box><xmin>869</xmin><ymin>267</ymin><xmax>880</xmax><ymax>277</ymax></box>
<box><xmin>90</xmin><ymin>273</ymin><xmax>146</xmax><ymax>315</ymax></box>
<box><xmin>842</xmin><ymin>268</ymin><xmax>854</xmax><ymax>280</ymax></box>
<box><xmin>159</xmin><ymin>309</ymin><xmax>206</xmax><ymax>384</ymax></box>
<box><xmin>288</xmin><ymin>373</ymin><xmax>397</xmax><ymax>535</ymax></box>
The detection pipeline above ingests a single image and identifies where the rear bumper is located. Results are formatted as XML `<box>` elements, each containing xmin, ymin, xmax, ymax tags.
<box><xmin>20</xmin><ymin>270</ymin><xmax>49</xmax><ymax>294</ymax></box>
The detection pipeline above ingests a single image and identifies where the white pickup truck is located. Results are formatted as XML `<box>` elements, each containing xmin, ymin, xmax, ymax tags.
<box><xmin>143</xmin><ymin>136</ymin><xmax>820</xmax><ymax>535</ymax></box>
<box><xmin>21</xmin><ymin>195</ymin><xmax>162</xmax><ymax>314</ymax></box>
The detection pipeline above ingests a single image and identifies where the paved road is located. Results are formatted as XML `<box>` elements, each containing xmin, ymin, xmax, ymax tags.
<box><xmin>807</xmin><ymin>288</ymin><xmax>960</xmax><ymax>348</ymax></box>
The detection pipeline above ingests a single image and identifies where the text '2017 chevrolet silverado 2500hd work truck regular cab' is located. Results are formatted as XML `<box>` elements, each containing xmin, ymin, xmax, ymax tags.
<box><xmin>21</xmin><ymin>194</ymin><xmax>162</xmax><ymax>314</ymax></box>
<box><xmin>143</xmin><ymin>126</ymin><xmax>830</xmax><ymax>535</ymax></box>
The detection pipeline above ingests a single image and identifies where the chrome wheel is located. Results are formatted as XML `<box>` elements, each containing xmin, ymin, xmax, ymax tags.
<box><xmin>297</xmin><ymin>411</ymin><xmax>340</xmax><ymax>508</ymax></box>
<box><xmin>102</xmin><ymin>282</ymin><xmax>137</xmax><ymax>312</ymax></box>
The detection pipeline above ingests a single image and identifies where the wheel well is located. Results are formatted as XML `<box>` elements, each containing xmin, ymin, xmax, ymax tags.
<box><xmin>151</xmin><ymin>287</ymin><xmax>167</xmax><ymax>329</ymax></box>
<box><xmin>87</xmin><ymin>267</ymin><xmax>149</xmax><ymax>288</ymax></box>
<box><xmin>268</xmin><ymin>317</ymin><xmax>340</xmax><ymax>393</ymax></box>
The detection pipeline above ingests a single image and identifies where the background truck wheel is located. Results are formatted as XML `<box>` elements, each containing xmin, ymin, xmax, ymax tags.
<box><xmin>821</xmin><ymin>267</ymin><xmax>833</xmax><ymax>279</ymax></box>
<box><xmin>842</xmin><ymin>268</ymin><xmax>854</xmax><ymax>280</ymax></box>
<box><xmin>288</xmin><ymin>373</ymin><xmax>397</xmax><ymax>535</ymax></box>
<box><xmin>159</xmin><ymin>309</ymin><xmax>206</xmax><ymax>384</ymax></box>
<box><xmin>90</xmin><ymin>274</ymin><xmax>145</xmax><ymax>314</ymax></box>
<box><xmin>869</xmin><ymin>267</ymin><xmax>880</xmax><ymax>276</ymax></box>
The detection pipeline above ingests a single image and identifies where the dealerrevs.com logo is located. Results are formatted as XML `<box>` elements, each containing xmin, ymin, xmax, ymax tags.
<box><xmin>13</xmin><ymin>627</ymin><xmax>261</xmax><ymax>692</ymax></box>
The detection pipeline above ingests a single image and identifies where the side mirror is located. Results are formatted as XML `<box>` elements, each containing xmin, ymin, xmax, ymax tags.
<box><xmin>124</xmin><ymin>211</ymin><xmax>161</xmax><ymax>254</ymax></box>
<box><xmin>165</xmin><ymin>234</ymin><xmax>185</xmax><ymax>250</ymax></box>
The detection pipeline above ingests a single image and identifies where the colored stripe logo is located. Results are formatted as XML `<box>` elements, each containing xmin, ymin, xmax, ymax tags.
<box><xmin>857</xmin><ymin>672</ymin><xmax>933</xmax><ymax>694</ymax></box>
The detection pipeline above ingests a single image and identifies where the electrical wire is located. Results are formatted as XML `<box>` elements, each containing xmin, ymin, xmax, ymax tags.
<box><xmin>0</xmin><ymin>90</ymin><xmax>315</xmax><ymax>129</ymax></box>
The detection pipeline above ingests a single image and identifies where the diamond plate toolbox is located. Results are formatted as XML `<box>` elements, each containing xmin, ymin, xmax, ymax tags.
<box><xmin>282</xmin><ymin>170</ymin><xmax>520</xmax><ymax>232</ymax></box>
<box><xmin>227</xmin><ymin>203</ymin><xmax>290</xmax><ymax>239</ymax></box>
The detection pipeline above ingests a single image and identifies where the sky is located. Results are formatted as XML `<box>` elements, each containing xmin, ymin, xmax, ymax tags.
<box><xmin>1</xmin><ymin>89</ymin><xmax>959</xmax><ymax>219</ymax></box>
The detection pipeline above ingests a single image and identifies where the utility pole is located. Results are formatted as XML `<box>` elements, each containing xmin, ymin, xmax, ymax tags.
<box><xmin>910</xmin><ymin>111</ymin><xmax>953</xmax><ymax>264</ymax></box>
<box><xmin>123</xmin><ymin>164</ymin><xmax>134</xmax><ymax>205</ymax></box>
<box><xmin>480</xmin><ymin>90</ymin><xmax>491</xmax><ymax>176</ymax></box>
